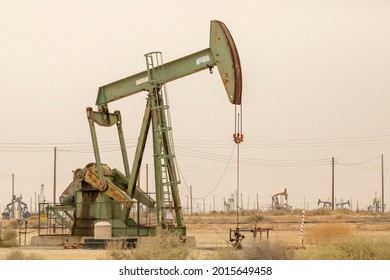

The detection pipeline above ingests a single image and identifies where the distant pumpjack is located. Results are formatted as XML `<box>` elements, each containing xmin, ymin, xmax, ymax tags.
<box><xmin>271</xmin><ymin>188</ymin><xmax>292</xmax><ymax>211</ymax></box>
<box><xmin>336</xmin><ymin>200</ymin><xmax>350</xmax><ymax>209</ymax></box>
<box><xmin>1</xmin><ymin>195</ymin><xmax>31</xmax><ymax>220</ymax></box>
<box><xmin>318</xmin><ymin>199</ymin><xmax>332</xmax><ymax>208</ymax></box>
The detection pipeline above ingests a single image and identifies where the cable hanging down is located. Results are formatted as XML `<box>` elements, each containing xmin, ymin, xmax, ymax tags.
<box><xmin>233</xmin><ymin>104</ymin><xmax>243</xmax><ymax>229</ymax></box>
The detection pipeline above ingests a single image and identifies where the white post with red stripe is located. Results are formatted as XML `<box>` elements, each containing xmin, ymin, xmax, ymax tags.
<box><xmin>300</xmin><ymin>210</ymin><xmax>305</xmax><ymax>248</ymax></box>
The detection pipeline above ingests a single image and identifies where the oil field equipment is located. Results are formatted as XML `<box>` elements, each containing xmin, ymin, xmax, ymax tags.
<box><xmin>2</xmin><ymin>194</ymin><xmax>31</xmax><ymax>220</ymax></box>
<box><xmin>48</xmin><ymin>20</ymin><xmax>242</xmax><ymax>239</ymax></box>
<box><xmin>229</xmin><ymin>225</ymin><xmax>273</xmax><ymax>249</ymax></box>
<box><xmin>368</xmin><ymin>195</ymin><xmax>382</xmax><ymax>212</ymax></box>
<box><xmin>336</xmin><ymin>199</ymin><xmax>350</xmax><ymax>209</ymax></box>
<box><xmin>318</xmin><ymin>199</ymin><xmax>332</xmax><ymax>208</ymax></box>
<box><xmin>271</xmin><ymin>188</ymin><xmax>292</xmax><ymax>211</ymax></box>
<box><xmin>224</xmin><ymin>196</ymin><xmax>235</xmax><ymax>212</ymax></box>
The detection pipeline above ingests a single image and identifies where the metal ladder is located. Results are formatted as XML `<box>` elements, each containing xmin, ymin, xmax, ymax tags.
<box><xmin>145</xmin><ymin>51</ymin><xmax>181</xmax><ymax>227</ymax></box>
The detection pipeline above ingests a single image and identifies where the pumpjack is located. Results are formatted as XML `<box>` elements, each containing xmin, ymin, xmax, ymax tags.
<box><xmin>336</xmin><ymin>199</ymin><xmax>350</xmax><ymax>209</ymax></box>
<box><xmin>2</xmin><ymin>195</ymin><xmax>31</xmax><ymax>220</ymax></box>
<box><xmin>271</xmin><ymin>188</ymin><xmax>292</xmax><ymax>211</ymax></box>
<box><xmin>50</xmin><ymin>20</ymin><xmax>242</xmax><ymax>238</ymax></box>
<box><xmin>368</xmin><ymin>195</ymin><xmax>381</xmax><ymax>212</ymax></box>
<box><xmin>318</xmin><ymin>199</ymin><xmax>332</xmax><ymax>208</ymax></box>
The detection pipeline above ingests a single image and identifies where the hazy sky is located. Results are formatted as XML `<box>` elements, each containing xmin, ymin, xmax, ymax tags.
<box><xmin>1</xmin><ymin>0</ymin><xmax>390</xmax><ymax>213</ymax></box>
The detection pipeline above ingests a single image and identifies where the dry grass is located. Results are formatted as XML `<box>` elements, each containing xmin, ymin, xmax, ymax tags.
<box><xmin>296</xmin><ymin>236</ymin><xmax>390</xmax><ymax>260</ymax></box>
<box><xmin>0</xmin><ymin>229</ymin><xmax>18</xmax><ymax>247</ymax></box>
<box><xmin>304</xmin><ymin>222</ymin><xmax>354</xmax><ymax>246</ymax></box>
<box><xmin>5</xmin><ymin>250</ymin><xmax>45</xmax><ymax>260</ymax></box>
<box><xmin>214</xmin><ymin>241</ymin><xmax>295</xmax><ymax>260</ymax></box>
<box><xmin>102</xmin><ymin>219</ymin><xmax>295</xmax><ymax>260</ymax></box>
<box><xmin>104</xmin><ymin>240</ymin><xmax>131</xmax><ymax>260</ymax></box>
<box><xmin>296</xmin><ymin>221</ymin><xmax>390</xmax><ymax>260</ymax></box>
<box><xmin>1</xmin><ymin>219</ymin><xmax>20</xmax><ymax>229</ymax></box>
<box><xmin>104</xmin><ymin>229</ymin><xmax>190</xmax><ymax>260</ymax></box>
<box><xmin>1</xmin><ymin>211</ymin><xmax>389</xmax><ymax>260</ymax></box>
<box><xmin>187</xmin><ymin>212</ymin><xmax>390</xmax><ymax>260</ymax></box>
<box><xmin>25</xmin><ymin>215</ymin><xmax>40</xmax><ymax>228</ymax></box>
<box><xmin>1</xmin><ymin>215</ymin><xmax>40</xmax><ymax>229</ymax></box>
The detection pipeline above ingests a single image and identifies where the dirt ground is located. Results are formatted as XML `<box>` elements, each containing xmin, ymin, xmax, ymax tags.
<box><xmin>0</xmin><ymin>212</ymin><xmax>389</xmax><ymax>260</ymax></box>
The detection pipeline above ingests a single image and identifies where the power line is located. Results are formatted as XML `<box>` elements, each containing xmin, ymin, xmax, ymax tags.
<box><xmin>240</xmin><ymin>134</ymin><xmax>390</xmax><ymax>148</ymax></box>
<box><xmin>337</xmin><ymin>155</ymin><xmax>381</xmax><ymax>166</ymax></box>
<box><xmin>2</xmin><ymin>133</ymin><xmax>390</xmax><ymax>151</ymax></box>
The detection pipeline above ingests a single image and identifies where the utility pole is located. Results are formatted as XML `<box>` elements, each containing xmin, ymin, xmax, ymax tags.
<box><xmin>187</xmin><ymin>194</ymin><xmax>189</xmax><ymax>214</ymax></box>
<box><xmin>381</xmin><ymin>154</ymin><xmax>385</xmax><ymax>213</ymax></box>
<box><xmin>12</xmin><ymin>173</ymin><xmax>14</xmax><ymax>199</ymax></box>
<box><xmin>190</xmin><ymin>185</ymin><xmax>193</xmax><ymax>215</ymax></box>
<box><xmin>53</xmin><ymin>147</ymin><xmax>58</xmax><ymax>233</ymax></box>
<box><xmin>332</xmin><ymin>157</ymin><xmax>335</xmax><ymax>211</ymax></box>
<box><xmin>146</xmin><ymin>163</ymin><xmax>149</xmax><ymax>194</ymax></box>
<box><xmin>53</xmin><ymin>147</ymin><xmax>57</xmax><ymax>204</ymax></box>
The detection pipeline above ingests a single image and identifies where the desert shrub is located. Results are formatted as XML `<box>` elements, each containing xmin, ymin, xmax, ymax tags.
<box><xmin>296</xmin><ymin>236</ymin><xmax>390</xmax><ymax>260</ymax></box>
<box><xmin>247</xmin><ymin>213</ymin><xmax>265</xmax><ymax>223</ymax></box>
<box><xmin>305</xmin><ymin>223</ymin><xmax>354</xmax><ymax>246</ymax></box>
<box><xmin>6</xmin><ymin>250</ymin><xmax>25</xmax><ymax>260</ymax></box>
<box><xmin>5</xmin><ymin>250</ymin><xmax>45</xmax><ymax>260</ymax></box>
<box><xmin>213</xmin><ymin>241</ymin><xmax>294</xmax><ymax>260</ymax></box>
<box><xmin>372</xmin><ymin>237</ymin><xmax>390</xmax><ymax>259</ymax></box>
<box><xmin>355</xmin><ymin>209</ymin><xmax>369</xmax><ymax>214</ymax></box>
<box><xmin>307</xmin><ymin>208</ymin><xmax>332</xmax><ymax>216</ymax></box>
<box><xmin>212</xmin><ymin>216</ymin><xmax>236</xmax><ymax>224</ymax></box>
<box><xmin>105</xmin><ymin>240</ymin><xmax>131</xmax><ymax>260</ymax></box>
<box><xmin>1</xmin><ymin>219</ymin><xmax>19</xmax><ymax>229</ymax></box>
<box><xmin>0</xmin><ymin>229</ymin><xmax>18</xmax><ymax>247</ymax></box>
<box><xmin>185</xmin><ymin>216</ymin><xmax>204</xmax><ymax>224</ymax></box>
<box><xmin>291</xmin><ymin>208</ymin><xmax>304</xmax><ymax>215</ymax></box>
<box><xmin>268</xmin><ymin>209</ymin><xmax>290</xmax><ymax>216</ymax></box>
<box><xmin>209</xmin><ymin>210</ymin><xmax>223</xmax><ymax>215</ymax></box>
<box><xmin>26</xmin><ymin>216</ymin><xmax>40</xmax><ymax>228</ymax></box>
<box><xmin>336</xmin><ymin>237</ymin><xmax>376</xmax><ymax>260</ymax></box>
<box><xmin>222</xmin><ymin>210</ymin><xmax>242</xmax><ymax>217</ymax></box>
<box><xmin>105</xmin><ymin>229</ymin><xmax>190</xmax><ymax>260</ymax></box>
<box><xmin>334</xmin><ymin>208</ymin><xmax>353</xmax><ymax>215</ymax></box>
<box><xmin>214</xmin><ymin>246</ymin><xmax>245</xmax><ymax>260</ymax></box>
<box><xmin>371</xmin><ymin>214</ymin><xmax>390</xmax><ymax>222</ymax></box>
<box><xmin>243</xmin><ymin>241</ymin><xmax>295</xmax><ymax>260</ymax></box>
<box><xmin>27</xmin><ymin>252</ymin><xmax>45</xmax><ymax>260</ymax></box>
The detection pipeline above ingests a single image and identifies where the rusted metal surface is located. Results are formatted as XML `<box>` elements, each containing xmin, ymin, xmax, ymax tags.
<box><xmin>84</xmin><ymin>167</ymin><xmax>106</xmax><ymax>191</ymax></box>
<box><xmin>210</xmin><ymin>20</ymin><xmax>242</xmax><ymax>105</ymax></box>
<box><xmin>84</xmin><ymin>166</ymin><xmax>134</xmax><ymax>207</ymax></box>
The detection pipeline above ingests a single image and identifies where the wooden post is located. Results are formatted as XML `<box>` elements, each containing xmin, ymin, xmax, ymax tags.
<box><xmin>382</xmin><ymin>154</ymin><xmax>385</xmax><ymax>213</ymax></box>
<box><xmin>190</xmin><ymin>185</ymin><xmax>193</xmax><ymax>215</ymax></box>
<box><xmin>12</xmin><ymin>173</ymin><xmax>14</xmax><ymax>199</ymax></box>
<box><xmin>332</xmin><ymin>157</ymin><xmax>335</xmax><ymax>211</ymax></box>
<box><xmin>53</xmin><ymin>147</ymin><xmax>57</xmax><ymax>204</ymax></box>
